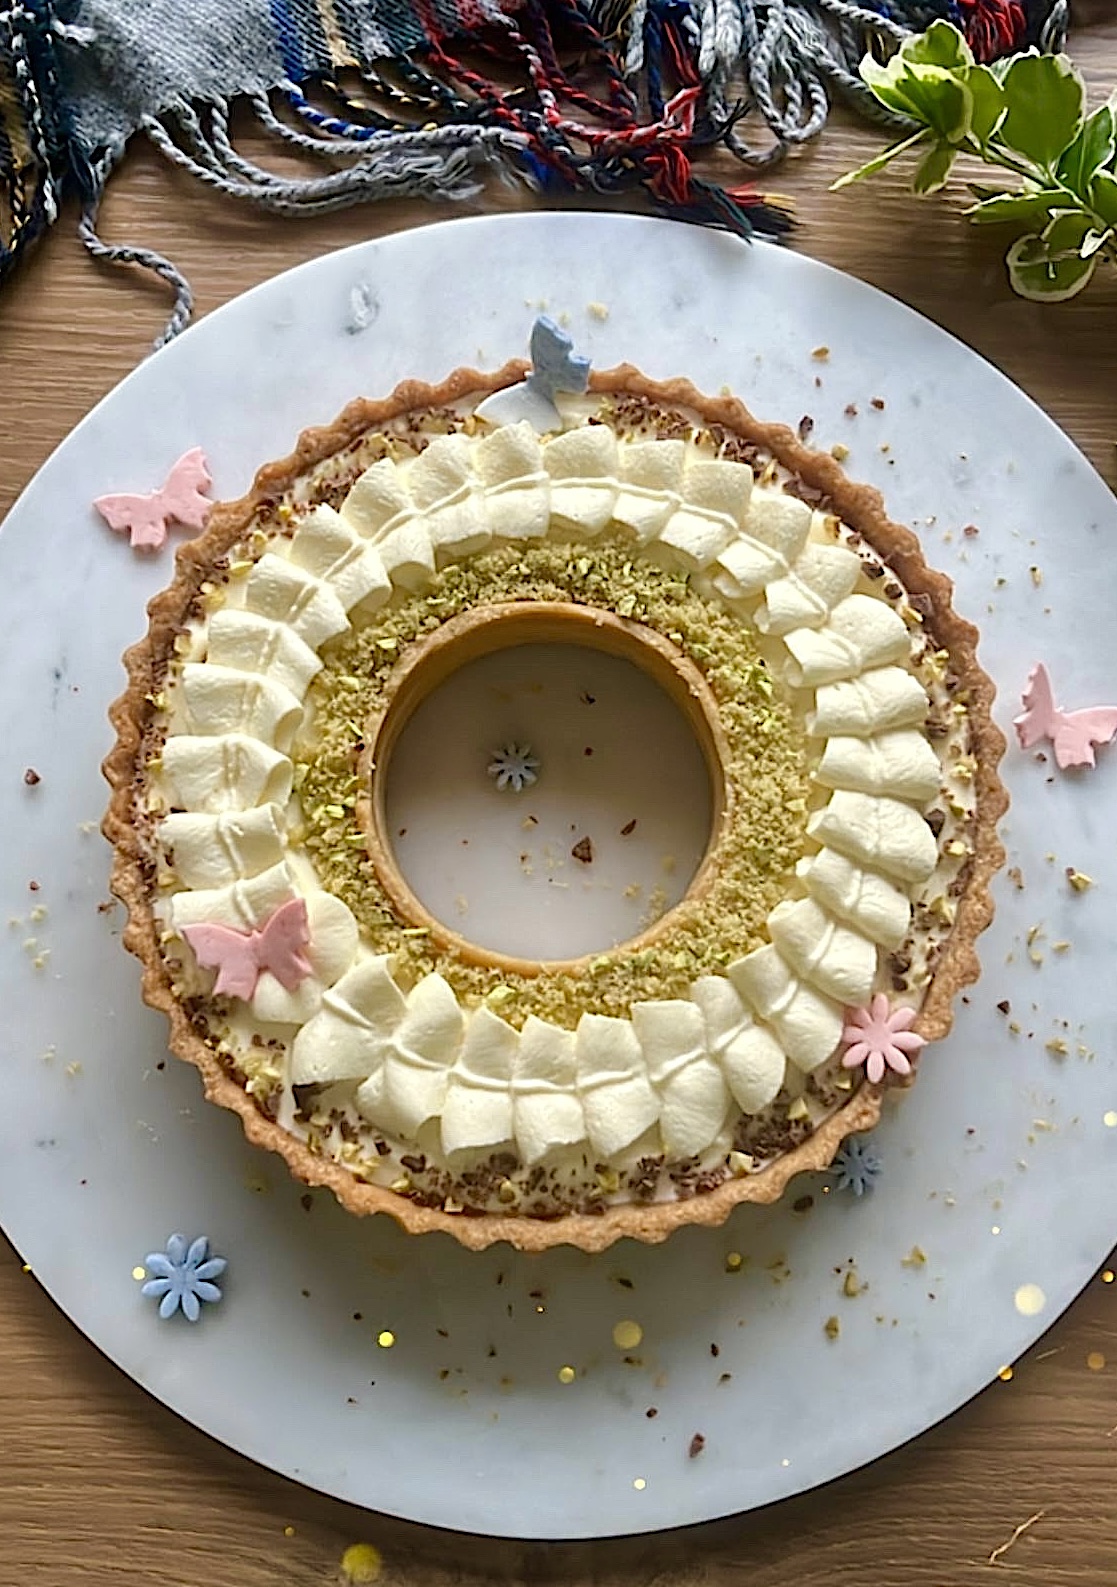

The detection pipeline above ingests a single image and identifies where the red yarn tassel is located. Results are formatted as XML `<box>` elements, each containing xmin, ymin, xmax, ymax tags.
<box><xmin>957</xmin><ymin>0</ymin><xmax>1028</xmax><ymax>63</ymax></box>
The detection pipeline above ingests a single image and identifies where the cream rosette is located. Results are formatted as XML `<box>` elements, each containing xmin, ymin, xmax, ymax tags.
<box><xmin>155</xmin><ymin>417</ymin><xmax>940</xmax><ymax>1169</ymax></box>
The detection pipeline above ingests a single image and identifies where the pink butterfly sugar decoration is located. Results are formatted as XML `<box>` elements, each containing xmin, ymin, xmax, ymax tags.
<box><xmin>94</xmin><ymin>447</ymin><xmax>212</xmax><ymax>551</ymax></box>
<box><xmin>1014</xmin><ymin>662</ymin><xmax>1117</xmax><ymax>771</ymax></box>
<box><xmin>180</xmin><ymin>898</ymin><xmax>313</xmax><ymax>1002</ymax></box>
<box><xmin>841</xmin><ymin>993</ymin><xmax>927</xmax><ymax>1086</ymax></box>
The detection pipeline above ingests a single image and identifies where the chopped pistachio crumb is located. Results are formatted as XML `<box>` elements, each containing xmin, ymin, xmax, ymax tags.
<box><xmin>901</xmin><ymin>1245</ymin><xmax>927</xmax><ymax>1268</ymax></box>
<box><xmin>842</xmin><ymin>1269</ymin><xmax>866</xmax><ymax>1298</ymax></box>
<box><xmin>824</xmin><ymin>1315</ymin><xmax>841</xmax><ymax>1339</ymax></box>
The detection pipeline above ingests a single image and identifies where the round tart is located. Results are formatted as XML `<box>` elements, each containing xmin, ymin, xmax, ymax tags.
<box><xmin>103</xmin><ymin>358</ymin><xmax>1007</xmax><ymax>1251</ymax></box>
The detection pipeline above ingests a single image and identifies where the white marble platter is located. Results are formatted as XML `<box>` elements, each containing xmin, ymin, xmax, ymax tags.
<box><xmin>1</xmin><ymin>213</ymin><xmax>1115</xmax><ymax>1539</ymax></box>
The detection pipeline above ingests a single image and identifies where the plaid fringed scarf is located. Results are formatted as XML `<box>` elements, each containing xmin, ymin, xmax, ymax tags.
<box><xmin>1</xmin><ymin>0</ymin><xmax>1068</xmax><ymax>343</ymax></box>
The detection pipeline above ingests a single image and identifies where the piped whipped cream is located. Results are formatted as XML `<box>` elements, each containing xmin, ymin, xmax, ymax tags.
<box><xmin>139</xmin><ymin>393</ymin><xmax>977</xmax><ymax>1210</ymax></box>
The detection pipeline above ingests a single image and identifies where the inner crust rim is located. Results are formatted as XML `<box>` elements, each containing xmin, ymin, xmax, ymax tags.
<box><xmin>358</xmin><ymin>600</ymin><xmax>729</xmax><ymax>976</ymax></box>
<box><xmin>102</xmin><ymin>360</ymin><xmax>1009</xmax><ymax>1255</ymax></box>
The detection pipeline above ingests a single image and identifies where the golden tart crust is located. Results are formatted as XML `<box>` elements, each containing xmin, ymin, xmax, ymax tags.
<box><xmin>103</xmin><ymin>362</ymin><xmax>1007</xmax><ymax>1252</ymax></box>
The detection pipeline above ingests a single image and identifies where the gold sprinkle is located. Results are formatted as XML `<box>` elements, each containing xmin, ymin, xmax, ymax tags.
<box><xmin>340</xmin><ymin>1543</ymin><xmax>382</xmax><ymax>1584</ymax></box>
<box><xmin>633</xmin><ymin>1478</ymin><xmax>647</xmax><ymax>1491</ymax></box>
<box><xmin>991</xmin><ymin>1226</ymin><xmax>1001</xmax><ymax>1236</ymax></box>
<box><xmin>811</xmin><ymin>345</ymin><xmax>830</xmax><ymax>360</ymax></box>
<box><xmin>613</xmin><ymin>1320</ymin><xmax>643</xmax><ymax>1351</ymax></box>
<box><xmin>1103</xmin><ymin>1271</ymin><xmax>1114</xmax><ymax>1284</ymax></box>
<box><xmin>558</xmin><ymin>1365</ymin><xmax>576</xmax><ymax>1384</ymax></box>
<box><xmin>1088</xmin><ymin>1351</ymin><xmax>1106</xmax><ymax>1372</ymax></box>
<box><xmin>824</xmin><ymin>1315</ymin><xmax>840</xmax><ymax>1340</ymax></box>
<box><xmin>724</xmin><ymin>1251</ymin><xmax>744</xmax><ymax>1272</ymax></box>
<box><xmin>901</xmin><ymin>1246</ymin><xmax>927</xmax><ymax>1268</ymax></box>
<box><xmin>781</xmin><ymin>1458</ymin><xmax>791</xmax><ymax>1468</ymax></box>
<box><xmin>283</xmin><ymin>1526</ymin><xmax>295</xmax><ymax>1538</ymax></box>
<box><xmin>998</xmin><ymin>1365</ymin><xmax>1015</xmax><ymax>1381</ymax></box>
<box><xmin>1014</xmin><ymin>1283</ymin><xmax>1046</xmax><ymax>1317</ymax></box>
<box><xmin>830</xmin><ymin>443</ymin><xmax>850</xmax><ymax>462</ymax></box>
<box><xmin>497</xmin><ymin>1179</ymin><xmax>519</xmax><ymax>1204</ymax></box>
<box><xmin>132</xmin><ymin>1266</ymin><xmax>146</xmax><ymax>1282</ymax></box>
<box><xmin>1066</xmin><ymin>868</ymin><xmax>1095</xmax><ymax>892</ymax></box>
<box><xmin>1105</xmin><ymin>1112</ymin><xmax>1117</xmax><ymax>1129</ymax></box>
<box><xmin>376</xmin><ymin>1330</ymin><xmax>395</xmax><ymax>1349</ymax></box>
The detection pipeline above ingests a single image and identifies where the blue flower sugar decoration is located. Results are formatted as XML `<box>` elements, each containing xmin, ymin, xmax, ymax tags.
<box><xmin>830</xmin><ymin>1137</ymin><xmax>883</xmax><ymax>1197</ymax></box>
<box><xmin>142</xmin><ymin>1233</ymin><xmax>227</xmax><ymax>1321</ymax></box>
<box><xmin>488</xmin><ymin>743</ymin><xmax>540</xmax><ymax>792</ymax></box>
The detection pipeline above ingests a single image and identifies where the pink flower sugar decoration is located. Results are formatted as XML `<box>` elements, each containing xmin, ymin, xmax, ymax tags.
<box><xmin>841</xmin><ymin>994</ymin><xmax>927</xmax><ymax>1085</ymax></box>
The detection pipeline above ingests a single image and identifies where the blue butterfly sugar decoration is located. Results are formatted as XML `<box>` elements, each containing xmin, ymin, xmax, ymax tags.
<box><xmin>475</xmin><ymin>315</ymin><xmax>594</xmax><ymax>432</ymax></box>
<box><xmin>524</xmin><ymin>316</ymin><xmax>591</xmax><ymax>404</ymax></box>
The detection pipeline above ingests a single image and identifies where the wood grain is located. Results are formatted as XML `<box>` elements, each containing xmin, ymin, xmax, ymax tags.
<box><xmin>2</xmin><ymin>18</ymin><xmax>1117</xmax><ymax>1586</ymax></box>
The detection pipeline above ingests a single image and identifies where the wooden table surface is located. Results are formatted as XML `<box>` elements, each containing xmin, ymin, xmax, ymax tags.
<box><xmin>3</xmin><ymin>16</ymin><xmax>1117</xmax><ymax>1586</ymax></box>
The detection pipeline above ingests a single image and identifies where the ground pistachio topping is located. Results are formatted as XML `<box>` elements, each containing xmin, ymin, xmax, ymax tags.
<box><xmin>295</xmin><ymin>538</ymin><xmax>812</xmax><ymax>1025</ymax></box>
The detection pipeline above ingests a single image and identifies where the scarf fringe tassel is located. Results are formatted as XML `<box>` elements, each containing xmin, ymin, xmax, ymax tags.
<box><xmin>10</xmin><ymin>0</ymin><xmax>1070</xmax><ymax>344</ymax></box>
